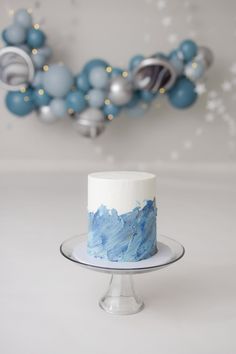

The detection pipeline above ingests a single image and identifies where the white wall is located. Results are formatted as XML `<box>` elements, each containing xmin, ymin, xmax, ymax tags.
<box><xmin>0</xmin><ymin>0</ymin><xmax>235</xmax><ymax>171</ymax></box>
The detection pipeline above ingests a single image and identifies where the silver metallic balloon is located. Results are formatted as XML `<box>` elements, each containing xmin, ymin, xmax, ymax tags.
<box><xmin>196</xmin><ymin>46</ymin><xmax>214</xmax><ymax>69</ymax></box>
<box><xmin>37</xmin><ymin>105</ymin><xmax>59</xmax><ymax>124</ymax></box>
<box><xmin>108</xmin><ymin>76</ymin><xmax>133</xmax><ymax>106</ymax></box>
<box><xmin>74</xmin><ymin>107</ymin><xmax>105</xmax><ymax>138</ymax></box>
<box><xmin>132</xmin><ymin>57</ymin><xmax>177</xmax><ymax>93</ymax></box>
<box><xmin>0</xmin><ymin>46</ymin><xmax>34</xmax><ymax>90</ymax></box>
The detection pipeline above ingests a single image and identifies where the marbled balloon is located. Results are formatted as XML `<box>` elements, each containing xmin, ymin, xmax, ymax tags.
<box><xmin>88</xmin><ymin>199</ymin><xmax>157</xmax><ymax>262</ymax></box>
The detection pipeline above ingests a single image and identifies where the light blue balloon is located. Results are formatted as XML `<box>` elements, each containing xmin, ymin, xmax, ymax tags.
<box><xmin>5</xmin><ymin>89</ymin><xmax>35</xmax><ymax>116</ymax></box>
<box><xmin>76</xmin><ymin>71</ymin><xmax>90</xmax><ymax>93</ymax></box>
<box><xmin>32</xmin><ymin>53</ymin><xmax>47</xmax><ymax>69</ymax></box>
<box><xmin>4</xmin><ymin>24</ymin><xmax>26</xmax><ymax>45</ymax></box>
<box><xmin>27</xmin><ymin>28</ymin><xmax>46</xmax><ymax>48</ymax></box>
<box><xmin>37</xmin><ymin>46</ymin><xmax>52</xmax><ymax>59</ymax></box>
<box><xmin>185</xmin><ymin>59</ymin><xmax>205</xmax><ymax>81</ymax></box>
<box><xmin>83</xmin><ymin>59</ymin><xmax>109</xmax><ymax>74</ymax></box>
<box><xmin>31</xmin><ymin>71</ymin><xmax>44</xmax><ymax>88</ymax></box>
<box><xmin>103</xmin><ymin>103</ymin><xmax>121</xmax><ymax>118</ymax></box>
<box><xmin>128</xmin><ymin>55</ymin><xmax>144</xmax><ymax>71</ymax></box>
<box><xmin>88</xmin><ymin>89</ymin><xmax>105</xmax><ymax>108</ymax></box>
<box><xmin>179</xmin><ymin>39</ymin><xmax>198</xmax><ymax>63</ymax></box>
<box><xmin>88</xmin><ymin>67</ymin><xmax>109</xmax><ymax>89</ymax></box>
<box><xmin>169</xmin><ymin>50</ymin><xmax>184</xmax><ymax>76</ymax></box>
<box><xmin>50</xmin><ymin>98</ymin><xmax>67</xmax><ymax>118</ymax></box>
<box><xmin>66</xmin><ymin>91</ymin><xmax>87</xmax><ymax>112</ymax></box>
<box><xmin>43</xmin><ymin>64</ymin><xmax>74</xmax><ymax>98</ymax></box>
<box><xmin>14</xmin><ymin>9</ymin><xmax>32</xmax><ymax>28</ymax></box>
<box><xmin>168</xmin><ymin>76</ymin><xmax>197</xmax><ymax>109</ymax></box>
<box><xmin>18</xmin><ymin>44</ymin><xmax>31</xmax><ymax>54</ymax></box>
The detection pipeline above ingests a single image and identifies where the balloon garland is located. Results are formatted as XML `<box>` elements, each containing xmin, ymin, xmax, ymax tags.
<box><xmin>0</xmin><ymin>8</ymin><xmax>214</xmax><ymax>138</ymax></box>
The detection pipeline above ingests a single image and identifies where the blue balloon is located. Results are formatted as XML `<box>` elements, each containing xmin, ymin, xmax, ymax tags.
<box><xmin>140</xmin><ymin>90</ymin><xmax>156</xmax><ymax>103</ymax></box>
<box><xmin>88</xmin><ymin>66</ymin><xmax>109</xmax><ymax>89</ymax></box>
<box><xmin>103</xmin><ymin>103</ymin><xmax>121</xmax><ymax>118</ymax></box>
<box><xmin>168</xmin><ymin>50</ymin><xmax>184</xmax><ymax>75</ymax></box>
<box><xmin>168</xmin><ymin>76</ymin><xmax>197</xmax><ymax>109</ymax></box>
<box><xmin>33</xmin><ymin>87</ymin><xmax>51</xmax><ymax>107</ymax></box>
<box><xmin>179</xmin><ymin>39</ymin><xmax>198</xmax><ymax>63</ymax></box>
<box><xmin>2</xmin><ymin>30</ymin><xmax>9</xmax><ymax>45</ymax></box>
<box><xmin>37</xmin><ymin>46</ymin><xmax>52</xmax><ymax>59</ymax></box>
<box><xmin>27</xmin><ymin>28</ymin><xmax>46</xmax><ymax>48</ymax></box>
<box><xmin>43</xmin><ymin>64</ymin><xmax>74</xmax><ymax>98</ymax></box>
<box><xmin>66</xmin><ymin>91</ymin><xmax>87</xmax><ymax>112</ymax></box>
<box><xmin>152</xmin><ymin>52</ymin><xmax>168</xmax><ymax>60</ymax></box>
<box><xmin>32</xmin><ymin>53</ymin><xmax>47</xmax><ymax>69</ymax></box>
<box><xmin>83</xmin><ymin>59</ymin><xmax>109</xmax><ymax>75</ymax></box>
<box><xmin>6</xmin><ymin>89</ymin><xmax>35</xmax><ymax>116</ymax></box>
<box><xmin>87</xmin><ymin>89</ymin><xmax>105</xmax><ymax>108</ymax></box>
<box><xmin>111</xmin><ymin>67</ymin><xmax>123</xmax><ymax>77</ymax></box>
<box><xmin>76</xmin><ymin>71</ymin><xmax>90</xmax><ymax>93</ymax></box>
<box><xmin>14</xmin><ymin>9</ymin><xmax>32</xmax><ymax>28</ymax></box>
<box><xmin>50</xmin><ymin>98</ymin><xmax>67</xmax><ymax>118</ymax></box>
<box><xmin>128</xmin><ymin>55</ymin><xmax>144</xmax><ymax>71</ymax></box>
<box><xmin>4</xmin><ymin>24</ymin><xmax>26</xmax><ymax>45</ymax></box>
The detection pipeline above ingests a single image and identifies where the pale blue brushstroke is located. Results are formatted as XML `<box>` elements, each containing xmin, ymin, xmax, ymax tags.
<box><xmin>88</xmin><ymin>199</ymin><xmax>157</xmax><ymax>262</ymax></box>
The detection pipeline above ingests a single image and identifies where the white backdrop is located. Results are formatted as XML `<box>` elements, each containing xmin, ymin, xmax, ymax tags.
<box><xmin>0</xmin><ymin>0</ymin><xmax>235</xmax><ymax>171</ymax></box>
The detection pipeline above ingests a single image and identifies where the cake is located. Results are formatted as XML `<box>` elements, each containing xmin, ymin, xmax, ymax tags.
<box><xmin>87</xmin><ymin>171</ymin><xmax>157</xmax><ymax>262</ymax></box>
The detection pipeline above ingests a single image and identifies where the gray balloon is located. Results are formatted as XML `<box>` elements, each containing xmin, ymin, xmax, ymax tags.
<box><xmin>0</xmin><ymin>47</ymin><xmax>34</xmax><ymax>90</ymax></box>
<box><xmin>37</xmin><ymin>106</ymin><xmax>59</xmax><ymax>124</ymax></box>
<box><xmin>196</xmin><ymin>46</ymin><xmax>214</xmax><ymax>68</ymax></box>
<box><xmin>108</xmin><ymin>76</ymin><xmax>133</xmax><ymax>106</ymax></box>
<box><xmin>74</xmin><ymin>107</ymin><xmax>105</xmax><ymax>138</ymax></box>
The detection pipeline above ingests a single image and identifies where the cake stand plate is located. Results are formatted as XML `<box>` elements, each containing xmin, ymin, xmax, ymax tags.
<box><xmin>60</xmin><ymin>234</ymin><xmax>185</xmax><ymax>315</ymax></box>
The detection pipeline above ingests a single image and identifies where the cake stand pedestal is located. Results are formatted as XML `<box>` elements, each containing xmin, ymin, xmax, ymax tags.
<box><xmin>60</xmin><ymin>234</ymin><xmax>185</xmax><ymax>315</ymax></box>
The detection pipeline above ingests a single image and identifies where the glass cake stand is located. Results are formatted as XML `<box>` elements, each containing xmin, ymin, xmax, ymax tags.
<box><xmin>60</xmin><ymin>234</ymin><xmax>185</xmax><ymax>315</ymax></box>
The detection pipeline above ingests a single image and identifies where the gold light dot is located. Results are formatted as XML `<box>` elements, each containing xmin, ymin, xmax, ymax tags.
<box><xmin>32</xmin><ymin>48</ymin><xmax>38</xmax><ymax>55</ymax></box>
<box><xmin>122</xmin><ymin>71</ymin><xmax>128</xmax><ymax>78</ymax></box>
<box><xmin>106</xmin><ymin>66</ymin><xmax>112</xmax><ymax>73</ymax></box>
<box><xmin>68</xmin><ymin>108</ymin><xmax>74</xmax><ymax>115</ymax></box>
<box><xmin>43</xmin><ymin>65</ymin><xmax>49</xmax><ymax>72</ymax></box>
<box><xmin>38</xmin><ymin>89</ymin><xmax>44</xmax><ymax>96</ymax></box>
<box><xmin>104</xmin><ymin>99</ymin><xmax>110</xmax><ymax>105</ymax></box>
<box><xmin>192</xmin><ymin>62</ymin><xmax>198</xmax><ymax>69</ymax></box>
<box><xmin>27</xmin><ymin>8</ymin><xmax>33</xmax><ymax>14</ymax></box>
<box><xmin>24</xmin><ymin>96</ymin><xmax>30</xmax><ymax>102</ymax></box>
<box><xmin>159</xmin><ymin>87</ymin><xmax>166</xmax><ymax>94</ymax></box>
<box><xmin>107</xmin><ymin>114</ymin><xmax>114</xmax><ymax>120</ymax></box>
<box><xmin>20</xmin><ymin>87</ymin><xmax>26</xmax><ymax>93</ymax></box>
<box><xmin>33</xmin><ymin>23</ymin><xmax>40</xmax><ymax>30</ymax></box>
<box><xmin>8</xmin><ymin>9</ymin><xmax>14</xmax><ymax>16</ymax></box>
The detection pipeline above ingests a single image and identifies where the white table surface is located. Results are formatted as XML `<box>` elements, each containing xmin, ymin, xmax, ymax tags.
<box><xmin>0</xmin><ymin>169</ymin><xmax>235</xmax><ymax>354</ymax></box>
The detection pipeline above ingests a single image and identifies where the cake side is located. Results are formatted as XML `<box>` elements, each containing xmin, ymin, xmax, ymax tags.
<box><xmin>87</xmin><ymin>171</ymin><xmax>157</xmax><ymax>262</ymax></box>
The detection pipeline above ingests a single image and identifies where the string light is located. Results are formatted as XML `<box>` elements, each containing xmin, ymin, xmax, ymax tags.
<box><xmin>33</xmin><ymin>23</ymin><xmax>40</xmax><ymax>30</ymax></box>
<box><xmin>20</xmin><ymin>87</ymin><xmax>26</xmax><ymax>93</ymax></box>
<box><xmin>192</xmin><ymin>62</ymin><xmax>198</xmax><ymax>68</ymax></box>
<box><xmin>43</xmin><ymin>65</ymin><xmax>49</xmax><ymax>72</ymax></box>
<box><xmin>38</xmin><ymin>89</ymin><xmax>44</xmax><ymax>95</ymax></box>
<box><xmin>27</xmin><ymin>8</ymin><xmax>33</xmax><ymax>14</ymax></box>
<box><xmin>32</xmin><ymin>48</ymin><xmax>38</xmax><ymax>55</ymax></box>
<box><xmin>107</xmin><ymin>114</ymin><xmax>114</xmax><ymax>120</ymax></box>
<box><xmin>106</xmin><ymin>66</ymin><xmax>112</xmax><ymax>73</ymax></box>
<box><xmin>122</xmin><ymin>71</ymin><xmax>128</xmax><ymax>78</ymax></box>
<box><xmin>104</xmin><ymin>98</ymin><xmax>110</xmax><ymax>105</ymax></box>
<box><xmin>24</xmin><ymin>96</ymin><xmax>30</xmax><ymax>102</ymax></box>
<box><xmin>159</xmin><ymin>87</ymin><xmax>166</xmax><ymax>94</ymax></box>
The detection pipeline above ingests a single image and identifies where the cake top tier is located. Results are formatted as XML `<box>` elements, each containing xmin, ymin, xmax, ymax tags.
<box><xmin>88</xmin><ymin>171</ymin><xmax>156</xmax><ymax>214</ymax></box>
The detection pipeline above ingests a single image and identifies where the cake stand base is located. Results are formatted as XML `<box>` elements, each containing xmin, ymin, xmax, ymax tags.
<box><xmin>99</xmin><ymin>274</ymin><xmax>144</xmax><ymax>315</ymax></box>
<box><xmin>60</xmin><ymin>234</ymin><xmax>185</xmax><ymax>315</ymax></box>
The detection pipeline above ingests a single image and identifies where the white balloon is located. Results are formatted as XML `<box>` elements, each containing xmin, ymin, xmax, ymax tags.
<box><xmin>37</xmin><ymin>106</ymin><xmax>59</xmax><ymax>124</ymax></box>
<box><xmin>108</xmin><ymin>76</ymin><xmax>133</xmax><ymax>106</ymax></box>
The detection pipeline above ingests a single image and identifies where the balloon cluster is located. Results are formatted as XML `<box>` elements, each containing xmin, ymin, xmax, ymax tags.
<box><xmin>0</xmin><ymin>8</ymin><xmax>214</xmax><ymax>138</ymax></box>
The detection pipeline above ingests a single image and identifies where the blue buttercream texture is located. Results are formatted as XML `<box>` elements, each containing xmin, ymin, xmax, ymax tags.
<box><xmin>88</xmin><ymin>199</ymin><xmax>157</xmax><ymax>262</ymax></box>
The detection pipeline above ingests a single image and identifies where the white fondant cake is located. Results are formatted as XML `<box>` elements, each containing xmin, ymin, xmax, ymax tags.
<box><xmin>87</xmin><ymin>171</ymin><xmax>157</xmax><ymax>262</ymax></box>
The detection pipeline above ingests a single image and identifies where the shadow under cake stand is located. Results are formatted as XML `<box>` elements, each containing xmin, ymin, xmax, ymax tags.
<box><xmin>60</xmin><ymin>234</ymin><xmax>185</xmax><ymax>315</ymax></box>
